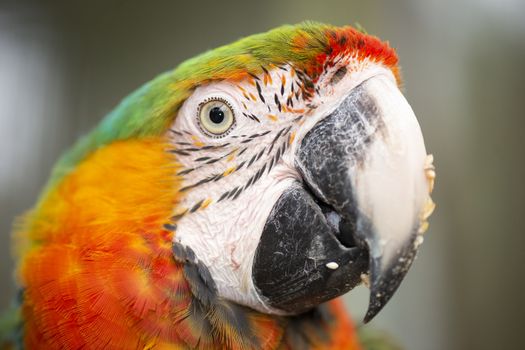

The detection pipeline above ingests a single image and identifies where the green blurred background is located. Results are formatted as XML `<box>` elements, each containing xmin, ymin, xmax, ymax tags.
<box><xmin>1</xmin><ymin>0</ymin><xmax>524</xmax><ymax>349</ymax></box>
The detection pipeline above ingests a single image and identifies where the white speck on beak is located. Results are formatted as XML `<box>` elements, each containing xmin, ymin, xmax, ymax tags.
<box><xmin>326</xmin><ymin>262</ymin><xmax>339</xmax><ymax>270</ymax></box>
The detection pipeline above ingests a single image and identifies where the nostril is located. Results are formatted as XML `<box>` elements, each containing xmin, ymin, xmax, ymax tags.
<box><xmin>330</xmin><ymin>66</ymin><xmax>347</xmax><ymax>85</ymax></box>
<box><xmin>339</xmin><ymin>217</ymin><xmax>358</xmax><ymax>248</ymax></box>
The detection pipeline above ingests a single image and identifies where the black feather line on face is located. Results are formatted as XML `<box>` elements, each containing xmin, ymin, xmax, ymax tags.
<box><xmin>267</xmin><ymin>127</ymin><xmax>286</xmax><ymax>155</ymax></box>
<box><xmin>255</xmin><ymin>148</ymin><xmax>266</xmax><ymax>161</ymax></box>
<box><xmin>177</xmin><ymin>168</ymin><xmax>194</xmax><ymax>176</ymax></box>
<box><xmin>255</xmin><ymin>164</ymin><xmax>266</xmax><ymax>182</ymax></box>
<box><xmin>274</xmin><ymin>94</ymin><xmax>282</xmax><ymax>112</ymax></box>
<box><xmin>248</xmin><ymin>72</ymin><xmax>260</xmax><ymax>81</ymax></box>
<box><xmin>169</xmin><ymin>129</ymin><xmax>183</xmax><ymax>136</ymax></box>
<box><xmin>228</xmin><ymin>186</ymin><xmax>241</xmax><ymax>200</ymax></box>
<box><xmin>237</xmin><ymin>147</ymin><xmax>248</xmax><ymax>156</ymax></box>
<box><xmin>247</xmin><ymin>153</ymin><xmax>258</xmax><ymax>168</ymax></box>
<box><xmin>217</xmin><ymin>191</ymin><xmax>230</xmax><ymax>202</ymax></box>
<box><xmin>236</xmin><ymin>161</ymin><xmax>246</xmax><ymax>171</ymax></box>
<box><xmin>256</xmin><ymin>81</ymin><xmax>266</xmax><ymax>103</ymax></box>
<box><xmin>170</xmin><ymin>149</ymin><xmax>190</xmax><ymax>156</ymax></box>
<box><xmin>268</xmin><ymin>157</ymin><xmax>275</xmax><ymax>173</ymax></box>
<box><xmin>180</xmin><ymin>177</ymin><xmax>215</xmax><ymax>192</ymax></box>
<box><xmin>232</xmin><ymin>188</ymin><xmax>244</xmax><ymax>200</ymax></box>
<box><xmin>190</xmin><ymin>199</ymin><xmax>204</xmax><ymax>212</ymax></box>
<box><xmin>171</xmin><ymin>210</ymin><xmax>188</xmax><ymax>221</ymax></box>
<box><xmin>163</xmin><ymin>223</ymin><xmax>177</xmax><ymax>231</ymax></box>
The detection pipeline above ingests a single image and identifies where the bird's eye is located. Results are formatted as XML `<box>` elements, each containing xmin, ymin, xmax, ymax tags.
<box><xmin>198</xmin><ymin>98</ymin><xmax>235</xmax><ymax>136</ymax></box>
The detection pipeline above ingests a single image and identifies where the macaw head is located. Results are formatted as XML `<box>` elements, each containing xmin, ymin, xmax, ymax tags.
<box><xmin>39</xmin><ymin>22</ymin><xmax>435</xmax><ymax>326</ymax></box>
<box><xmin>155</xmin><ymin>22</ymin><xmax>435</xmax><ymax>322</ymax></box>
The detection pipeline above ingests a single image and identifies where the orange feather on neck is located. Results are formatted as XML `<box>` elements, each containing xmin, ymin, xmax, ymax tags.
<box><xmin>17</xmin><ymin>138</ymin><xmax>191</xmax><ymax>348</ymax></box>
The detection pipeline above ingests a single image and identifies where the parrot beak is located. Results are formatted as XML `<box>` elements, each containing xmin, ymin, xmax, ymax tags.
<box><xmin>296</xmin><ymin>74</ymin><xmax>433</xmax><ymax>322</ymax></box>
<box><xmin>253</xmin><ymin>73</ymin><xmax>433</xmax><ymax>321</ymax></box>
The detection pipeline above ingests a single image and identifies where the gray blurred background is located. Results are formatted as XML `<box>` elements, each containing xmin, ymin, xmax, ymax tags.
<box><xmin>1</xmin><ymin>0</ymin><xmax>524</xmax><ymax>349</ymax></box>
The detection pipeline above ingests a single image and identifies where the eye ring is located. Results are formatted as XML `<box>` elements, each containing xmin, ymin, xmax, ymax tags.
<box><xmin>197</xmin><ymin>97</ymin><xmax>236</xmax><ymax>137</ymax></box>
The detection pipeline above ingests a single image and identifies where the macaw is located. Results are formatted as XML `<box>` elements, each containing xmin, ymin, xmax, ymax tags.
<box><xmin>4</xmin><ymin>22</ymin><xmax>435</xmax><ymax>349</ymax></box>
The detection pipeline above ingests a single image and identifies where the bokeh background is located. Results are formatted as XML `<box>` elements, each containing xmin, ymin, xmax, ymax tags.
<box><xmin>1</xmin><ymin>0</ymin><xmax>524</xmax><ymax>349</ymax></box>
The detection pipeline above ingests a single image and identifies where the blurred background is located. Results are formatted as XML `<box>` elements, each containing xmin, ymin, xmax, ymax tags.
<box><xmin>1</xmin><ymin>0</ymin><xmax>524</xmax><ymax>349</ymax></box>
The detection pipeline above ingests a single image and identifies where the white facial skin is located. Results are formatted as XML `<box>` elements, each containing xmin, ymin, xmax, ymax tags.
<box><xmin>167</xmin><ymin>57</ymin><xmax>415</xmax><ymax>314</ymax></box>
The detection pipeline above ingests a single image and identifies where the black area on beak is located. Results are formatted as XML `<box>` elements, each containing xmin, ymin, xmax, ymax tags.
<box><xmin>252</xmin><ymin>184</ymin><xmax>368</xmax><ymax>313</ymax></box>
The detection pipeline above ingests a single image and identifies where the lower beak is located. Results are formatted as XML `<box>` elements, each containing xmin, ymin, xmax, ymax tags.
<box><xmin>296</xmin><ymin>74</ymin><xmax>434</xmax><ymax>322</ymax></box>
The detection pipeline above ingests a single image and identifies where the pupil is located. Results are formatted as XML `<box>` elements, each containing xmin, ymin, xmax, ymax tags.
<box><xmin>209</xmin><ymin>107</ymin><xmax>225</xmax><ymax>124</ymax></box>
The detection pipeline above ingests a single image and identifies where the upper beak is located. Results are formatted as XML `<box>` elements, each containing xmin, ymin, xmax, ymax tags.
<box><xmin>296</xmin><ymin>74</ymin><xmax>434</xmax><ymax>322</ymax></box>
